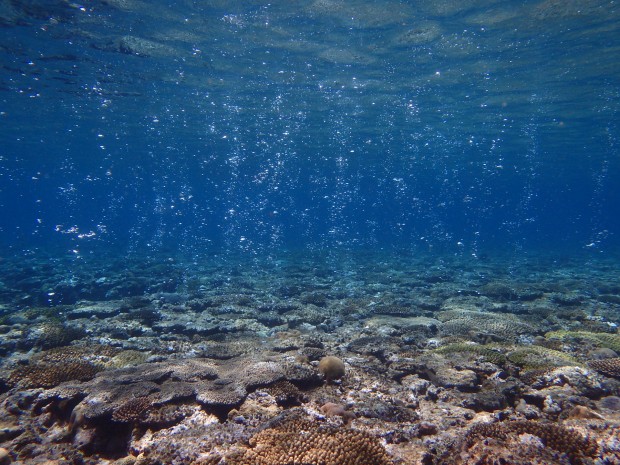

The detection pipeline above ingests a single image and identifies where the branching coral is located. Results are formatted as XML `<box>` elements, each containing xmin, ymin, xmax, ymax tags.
<box><xmin>466</xmin><ymin>420</ymin><xmax>598</xmax><ymax>465</ymax></box>
<box><xmin>507</xmin><ymin>345</ymin><xmax>581</xmax><ymax>370</ymax></box>
<box><xmin>8</xmin><ymin>361</ymin><xmax>101</xmax><ymax>388</ymax></box>
<box><xmin>589</xmin><ymin>357</ymin><xmax>620</xmax><ymax>378</ymax></box>
<box><xmin>228</xmin><ymin>414</ymin><xmax>392</xmax><ymax>465</ymax></box>
<box><xmin>433</xmin><ymin>343</ymin><xmax>507</xmax><ymax>365</ymax></box>
<box><xmin>546</xmin><ymin>330</ymin><xmax>620</xmax><ymax>352</ymax></box>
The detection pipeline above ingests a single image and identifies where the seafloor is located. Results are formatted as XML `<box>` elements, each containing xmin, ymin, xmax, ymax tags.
<box><xmin>1</xmin><ymin>249</ymin><xmax>620</xmax><ymax>465</ymax></box>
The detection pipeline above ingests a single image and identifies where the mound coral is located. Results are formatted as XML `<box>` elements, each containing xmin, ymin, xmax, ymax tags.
<box><xmin>318</xmin><ymin>356</ymin><xmax>345</xmax><ymax>382</ymax></box>
<box><xmin>8</xmin><ymin>361</ymin><xmax>101</xmax><ymax>389</ymax></box>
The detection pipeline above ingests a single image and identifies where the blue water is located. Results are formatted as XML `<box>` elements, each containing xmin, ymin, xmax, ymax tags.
<box><xmin>1</xmin><ymin>0</ymin><xmax>619</xmax><ymax>261</ymax></box>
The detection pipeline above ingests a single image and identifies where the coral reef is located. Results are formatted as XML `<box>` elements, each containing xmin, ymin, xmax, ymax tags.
<box><xmin>228</xmin><ymin>412</ymin><xmax>392</xmax><ymax>465</ymax></box>
<box><xmin>547</xmin><ymin>330</ymin><xmax>620</xmax><ymax>353</ymax></box>
<box><xmin>8</xmin><ymin>360</ymin><xmax>101</xmax><ymax>388</ymax></box>
<box><xmin>1</xmin><ymin>252</ymin><xmax>620</xmax><ymax>464</ymax></box>
<box><xmin>589</xmin><ymin>357</ymin><xmax>620</xmax><ymax>378</ymax></box>
<box><xmin>464</xmin><ymin>420</ymin><xmax>598</xmax><ymax>465</ymax></box>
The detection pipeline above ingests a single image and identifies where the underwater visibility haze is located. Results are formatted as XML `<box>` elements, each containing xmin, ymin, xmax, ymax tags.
<box><xmin>2</xmin><ymin>1</ymin><xmax>620</xmax><ymax>465</ymax></box>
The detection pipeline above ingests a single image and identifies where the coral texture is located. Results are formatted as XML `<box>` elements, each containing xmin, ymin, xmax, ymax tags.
<box><xmin>466</xmin><ymin>420</ymin><xmax>598</xmax><ymax>465</ymax></box>
<box><xmin>589</xmin><ymin>357</ymin><xmax>620</xmax><ymax>377</ymax></box>
<box><xmin>8</xmin><ymin>361</ymin><xmax>101</xmax><ymax>388</ymax></box>
<box><xmin>229</xmin><ymin>415</ymin><xmax>392</xmax><ymax>465</ymax></box>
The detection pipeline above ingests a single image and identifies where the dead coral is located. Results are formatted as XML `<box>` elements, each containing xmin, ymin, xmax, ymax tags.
<box><xmin>139</xmin><ymin>419</ymin><xmax>248</xmax><ymax>465</ymax></box>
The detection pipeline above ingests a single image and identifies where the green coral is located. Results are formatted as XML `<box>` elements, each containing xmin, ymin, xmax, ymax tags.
<box><xmin>437</xmin><ymin>310</ymin><xmax>535</xmax><ymax>342</ymax></box>
<box><xmin>545</xmin><ymin>330</ymin><xmax>620</xmax><ymax>353</ymax></box>
<box><xmin>507</xmin><ymin>345</ymin><xmax>581</xmax><ymax>370</ymax></box>
<box><xmin>433</xmin><ymin>343</ymin><xmax>507</xmax><ymax>365</ymax></box>
<box><xmin>435</xmin><ymin>342</ymin><xmax>582</xmax><ymax>370</ymax></box>
<box><xmin>106</xmin><ymin>350</ymin><xmax>150</xmax><ymax>368</ymax></box>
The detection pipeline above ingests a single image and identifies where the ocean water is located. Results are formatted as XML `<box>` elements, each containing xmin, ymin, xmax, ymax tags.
<box><xmin>1</xmin><ymin>0</ymin><xmax>619</xmax><ymax>265</ymax></box>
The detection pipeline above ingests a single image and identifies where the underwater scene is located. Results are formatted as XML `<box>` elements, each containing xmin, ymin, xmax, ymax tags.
<box><xmin>1</xmin><ymin>1</ymin><xmax>620</xmax><ymax>464</ymax></box>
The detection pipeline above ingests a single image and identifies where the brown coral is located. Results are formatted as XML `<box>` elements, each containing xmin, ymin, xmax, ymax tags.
<box><xmin>8</xmin><ymin>361</ymin><xmax>101</xmax><ymax>388</ymax></box>
<box><xmin>228</xmin><ymin>415</ymin><xmax>392</xmax><ymax>465</ymax></box>
<box><xmin>141</xmin><ymin>404</ymin><xmax>194</xmax><ymax>427</ymax></box>
<box><xmin>262</xmin><ymin>380</ymin><xmax>304</xmax><ymax>406</ymax></box>
<box><xmin>589</xmin><ymin>357</ymin><xmax>620</xmax><ymax>377</ymax></box>
<box><xmin>466</xmin><ymin>420</ymin><xmax>598</xmax><ymax>465</ymax></box>
<box><xmin>320</xmin><ymin>402</ymin><xmax>356</xmax><ymax>424</ymax></box>
<box><xmin>318</xmin><ymin>356</ymin><xmax>345</xmax><ymax>382</ymax></box>
<box><xmin>111</xmin><ymin>397</ymin><xmax>153</xmax><ymax>423</ymax></box>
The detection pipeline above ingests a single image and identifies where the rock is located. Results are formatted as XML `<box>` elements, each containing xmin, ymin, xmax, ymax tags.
<box><xmin>0</xmin><ymin>448</ymin><xmax>10</xmax><ymax>465</ymax></box>
<box><xmin>431</xmin><ymin>367</ymin><xmax>479</xmax><ymax>391</ymax></box>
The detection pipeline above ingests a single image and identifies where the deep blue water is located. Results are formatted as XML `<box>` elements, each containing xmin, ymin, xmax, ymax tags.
<box><xmin>1</xmin><ymin>0</ymin><xmax>619</xmax><ymax>261</ymax></box>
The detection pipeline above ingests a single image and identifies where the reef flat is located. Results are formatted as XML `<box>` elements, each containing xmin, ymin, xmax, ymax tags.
<box><xmin>1</xmin><ymin>250</ymin><xmax>620</xmax><ymax>464</ymax></box>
